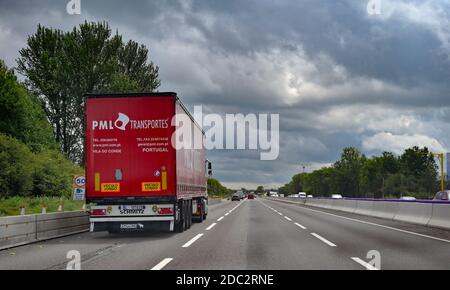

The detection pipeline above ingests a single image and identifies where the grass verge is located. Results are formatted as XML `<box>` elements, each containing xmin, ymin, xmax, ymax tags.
<box><xmin>0</xmin><ymin>196</ymin><xmax>87</xmax><ymax>217</ymax></box>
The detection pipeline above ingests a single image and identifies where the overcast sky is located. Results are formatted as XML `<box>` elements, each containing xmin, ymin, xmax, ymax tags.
<box><xmin>1</xmin><ymin>0</ymin><xmax>450</xmax><ymax>189</ymax></box>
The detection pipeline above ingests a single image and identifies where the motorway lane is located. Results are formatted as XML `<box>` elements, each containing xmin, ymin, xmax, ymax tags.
<box><xmin>165</xmin><ymin>197</ymin><xmax>360</xmax><ymax>270</ymax></box>
<box><xmin>0</xmin><ymin>200</ymin><xmax>237</xmax><ymax>270</ymax></box>
<box><xmin>262</xmin><ymin>198</ymin><xmax>450</xmax><ymax>269</ymax></box>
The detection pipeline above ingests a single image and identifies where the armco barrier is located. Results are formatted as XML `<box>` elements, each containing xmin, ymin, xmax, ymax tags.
<box><xmin>393</xmin><ymin>202</ymin><xmax>433</xmax><ymax>226</ymax></box>
<box><xmin>0</xmin><ymin>211</ymin><xmax>89</xmax><ymax>251</ymax></box>
<box><xmin>0</xmin><ymin>215</ymin><xmax>37</xmax><ymax>250</ymax></box>
<box><xmin>36</xmin><ymin>211</ymin><xmax>89</xmax><ymax>240</ymax></box>
<box><xmin>428</xmin><ymin>203</ymin><xmax>450</xmax><ymax>230</ymax></box>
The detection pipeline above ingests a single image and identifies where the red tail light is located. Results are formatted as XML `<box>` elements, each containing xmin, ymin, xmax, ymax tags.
<box><xmin>91</xmin><ymin>209</ymin><xmax>107</xmax><ymax>216</ymax></box>
<box><xmin>158</xmin><ymin>207</ymin><xmax>173</xmax><ymax>215</ymax></box>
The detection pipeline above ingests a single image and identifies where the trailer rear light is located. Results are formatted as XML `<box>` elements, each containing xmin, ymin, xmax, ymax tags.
<box><xmin>157</xmin><ymin>207</ymin><xmax>173</xmax><ymax>215</ymax></box>
<box><xmin>91</xmin><ymin>209</ymin><xmax>107</xmax><ymax>216</ymax></box>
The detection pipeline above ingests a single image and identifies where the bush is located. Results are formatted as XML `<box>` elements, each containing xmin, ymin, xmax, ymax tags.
<box><xmin>0</xmin><ymin>133</ymin><xmax>82</xmax><ymax>198</ymax></box>
<box><xmin>208</xmin><ymin>178</ymin><xmax>232</xmax><ymax>198</ymax></box>
<box><xmin>0</xmin><ymin>134</ymin><xmax>35</xmax><ymax>197</ymax></box>
<box><xmin>33</xmin><ymin>150</ymin><xmax>83</xmax><ymax>198</ymax></box>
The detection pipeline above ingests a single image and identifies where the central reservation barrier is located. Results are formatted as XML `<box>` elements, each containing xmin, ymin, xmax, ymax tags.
<box><xmin>268</xmin><ymin>197</ymin><xmax>450</xmax><ymax>231</ymax></box>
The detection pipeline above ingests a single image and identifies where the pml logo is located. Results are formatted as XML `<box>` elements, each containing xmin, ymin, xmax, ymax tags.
<box><xmin>92</xmin><ymin>113</ymin><xmax>130</xmax><ymax>131</ymax></box>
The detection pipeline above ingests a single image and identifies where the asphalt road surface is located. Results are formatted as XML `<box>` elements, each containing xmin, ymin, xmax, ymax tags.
<box><xmin>1</xmin><ymin>198</ymin><xmax>450</xmax><ymax>270</ymax></box>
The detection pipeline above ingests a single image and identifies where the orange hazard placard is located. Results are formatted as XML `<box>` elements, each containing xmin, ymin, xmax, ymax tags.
<box><xmin>101</xmin><ymin>183</ymin><xmax>120</xmax><ymax>192</ymax></box>
<box><xmin>142</xmin><ymin>182</ymin><xmax>161</xmax><ymax>192</ymax></box>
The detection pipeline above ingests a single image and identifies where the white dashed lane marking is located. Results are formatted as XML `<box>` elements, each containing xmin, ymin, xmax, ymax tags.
<box><xmin>182</xmin><ymin>234</ymin><xmax>204</xmax><ymax>248</ymax></box>
<box><xmin>351</xmin><ymin>257</ymin><xmax>379</xmax><ymax>270</ymax></box>
<box><xmin>311</xmin><ymin>233</ymin><xmax>337</xmax><ymax>247</ymax></box>
<box><xmin>151</xmin><ymin>258</ymin><xmax>173</xmax><ymax>270</ymax></box>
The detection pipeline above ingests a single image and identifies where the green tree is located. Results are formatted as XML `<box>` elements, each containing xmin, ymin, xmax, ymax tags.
<box><xmin>17</xmin><ymin>21</ymin><xmax>160</xmax><ymax>163</ymax></box>
<box><xmin>256</xmin><ymin>185</ymin><xmax>265</xmax><ymax>194</ymax></box>
<box><xmin>399</xmin><ymin>146</ymin><xmax>438</xmax><ymax>194</ymax></box>
<box><xmin>0</xmin><ymin>60</ymin><xmax>56</xmax><ymax>152</ymax></box>
<box><xmin>334</xmin><ymin>147</ymin><xmax>366</xmax><ymax>197</ymax></box>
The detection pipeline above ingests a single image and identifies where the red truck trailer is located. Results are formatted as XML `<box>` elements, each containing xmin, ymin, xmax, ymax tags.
<box><xmin>85</xmin><ymin>92</ymin><xmax>211</xmax><ymax>233</ymax></box>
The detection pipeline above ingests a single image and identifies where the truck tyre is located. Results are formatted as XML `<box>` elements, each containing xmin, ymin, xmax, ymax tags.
<box><xmin>198</xmin><ymin>208</ymin><xmax>204</xmax><ymax>223</ymax></box>
<box><xmin>203</xmin><ymin>199</ymin><xmax>208</xmax><ymax>220</ymax></box>
<box><xmin>198</xmin><ymin>200</ymin><xmax>205</xmax><ymax>223</ymax></box>
<box><xmin>187</xmin><ymin>200</ymin><xmax>192</xmax><ymax>229</ymax></box>
<box><xmin>183</xmin><ymin>200</ymin><xmax>188</xmax><ymax>231</ymax></box>
<box><xmin>175</xmin><ymin>200</ymin><xmax>185</xmax><ymax>233</ymax></box>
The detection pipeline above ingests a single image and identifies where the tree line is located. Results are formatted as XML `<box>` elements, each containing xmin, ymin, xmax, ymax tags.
<box><xmin>278</xmin><ymin>147</ymin><xmax>440</xmax><ymax>199</ymax></box>
<box><xmin>207</xmin><ymin>178</ymin><xmax>233</xmax><ymax>198</ymax></box>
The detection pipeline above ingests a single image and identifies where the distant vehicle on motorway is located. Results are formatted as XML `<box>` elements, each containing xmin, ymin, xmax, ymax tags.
<box><xmin>331</xmin><ymin>194</ymin><xmax>343</xmax><ymax>199</ymax></box>
<box><xmin>268</xmin><ymin>191</ymin><xmax>279</xmax><ymax>197</ymax></box>
<box><xmin>232</xmin><ymin>191</ymin><xmax>245</xmax><ymax>201</ymax></box>
<box><xmin>400</xmin><ymin>196</ymin><xmax>416</xmax><ymax>201</ymax></box>
<box><xmin>290</xmin><ymin>194</ymin><xmax>299</xmax><ymax>198</ymax></box>
<box><xmin>307</xmin><ymin>195</ymin><xmax>313</xmax><ymax>198</ymax></box>
<box><xmin>248</xmin><ymin>193</ymin><xmax>255</xmax><ymax>199</ymax></box>
<box><xmin>232</xmin><ymin>193</ymin><xmax>242</xmax><ymax>201</ymax></box>
<box><xmin>298</xmin><ymin>192</ymin><xmax>307</xmax><ymax>198</ymax></box>
<box><xmin>433</xmin><ymin>191</ymin><xmax>450</xmax><ymax>201</ymax></box>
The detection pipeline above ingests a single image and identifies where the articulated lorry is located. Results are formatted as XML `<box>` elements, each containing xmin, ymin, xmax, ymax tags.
<box><xmin>85</xmin><ymin>92</ymin><xmax>211</xmax><ymax>233</ymax></box>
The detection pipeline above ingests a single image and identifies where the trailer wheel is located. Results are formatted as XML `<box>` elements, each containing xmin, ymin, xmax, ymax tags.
<box><xmin>187</xmin><ymin>200</ymin><xmax>192</xmax><ymax>229</ymax></box>
<box><xmin>198</xmin><ymin>209</ymin><xmax>204</xmax><ymax>223</ymax></box>
<box><xmin>203</xmin><ymin>199</ymin><xmax>207</xmax><ymax>220</ymax></box>
<box><xmin>183</xmin><ymin>200</ymin><xmax>188</xmax><ymax>231</ymax></box>
<box><xmin>175</xmin><ymin>200</ymin><xmax>185</xmax><ymax>233</ymax></box>
<box><xmin>198</xmin><ymin>199</ymin><xmax>205</xmax><ymax>223</ymax></box>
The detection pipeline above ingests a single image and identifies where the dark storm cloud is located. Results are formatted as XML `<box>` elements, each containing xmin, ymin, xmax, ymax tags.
<box><xmin>1</xmin><ymin>0</ymin><xmax>450</xmax><ymax>188</ymax></box>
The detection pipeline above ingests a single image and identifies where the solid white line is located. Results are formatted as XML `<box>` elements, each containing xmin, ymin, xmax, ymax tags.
<box><xmin>265</xmin><ymin>200</ymin><xmax>450</xmax><ymax>244</ymax></box>
<box><xmin>217</xmin><ymin>216</ymin><xmax>224</xmax><ymax>221</ymax></box>
<box><xmin>151</xmin><ymin>258</ymin><xmax>173</xmax><ymax>270</ymax></box>
<box><xmin>294</xmin><ymin>222</ymin><xmax>307</xmax><ymax>230</ymax></box>
<box><xmin>351</xmin><ymin>257</ymin><xmax>379</xmax><ymax>270</ymax></box>
<box><xmin>206</xmin><ymin>223</ymin><xmax>217</xmax><ymax>231</ymax></box>
<box><xmin>225</xmin><ymin>213</ymin><xmax>229</xmax><ymax>216</ymax></box>
<box><xmin>284</xmin><ymin>216</ymin><xmax>292</xmax><ymax>221</ymax></box>
<box><xmin>182</xmin><ymin>234</ymin><xmax>204</xmax><ymax>248</ymax></box>
<box><xmin>311</xmin><ymin>233</ymin><xmax>337</xmax><ymax>247</ymax></box>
